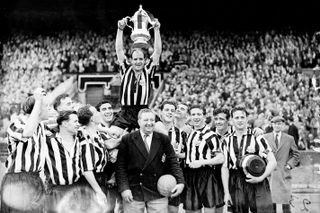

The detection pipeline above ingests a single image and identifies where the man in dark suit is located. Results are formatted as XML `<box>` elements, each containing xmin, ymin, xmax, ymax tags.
<box><xmin>116</xmin><ymin>108</ymin><xmax>185</xmax><ymax>213</ymax></box>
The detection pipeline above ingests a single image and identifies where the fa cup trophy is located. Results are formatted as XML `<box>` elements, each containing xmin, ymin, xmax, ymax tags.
<box><xmin>123</xmin><ymin>5</ymin><xmax>157</xmax><ymax>48</ymax></box>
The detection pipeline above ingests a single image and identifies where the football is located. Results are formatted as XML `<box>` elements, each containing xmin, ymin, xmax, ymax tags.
<box><xmin>157</xmin><ymin>174</ymin><xmax>177</xmax><ymax>197</ymax></box>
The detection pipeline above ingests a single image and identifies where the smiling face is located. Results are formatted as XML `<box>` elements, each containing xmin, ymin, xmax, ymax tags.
<box><xmin>131</xmin><ymin>49</ymin><xmax>146</xmax><ymax>72</ymax></box>
<box><xmin>175</xmin><ymin>103</ymin><xmax>189</xmax><ymax>119</ymax></box>
<box><xmin>232</xmin><ymin>110</ymin><xmax>248</xmax><ymax>131</ymax></box>
<box><xmin>161</xmin><ymin>103</ymin><xmax>176</xmax><ymax>123</ymax></box>
<box><xmin>99</xmin><ymin>103</ymin><xmax>113</xmax><ymax>123</ymax></box>
<box><xmin>138</xmin><ymin>111</ymin><xmax>155</xmax><ymax>135</ymax></box>
<box><xmin>190</xmin><ymin>108</ymin><xmax>206</xmax><ymax>130</ymax></box>
<box><xmin>214</xmin><ymin>113</ymin><xmax>228</xmax><ymax>132</ymax></box>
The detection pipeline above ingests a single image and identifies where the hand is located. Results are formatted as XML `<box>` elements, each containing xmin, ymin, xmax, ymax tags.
<box><xmin>96</xmin><ymin>191</ymin><xmax>107</xmax><ymax>207</ymax></box>
<box><xmin>118</xmin><ymin>18</ymin><xmax>127</xmax><ymax>30</ymax></box>
<box><xmin>245</xmin><ymin>173</ymin><xmax>264</xmax><ymax>184</ymax></box>
<box><xmin>224</xmin><ymin>192</ymin><xmax>232</xmax><ymax>206</ymax></box>
<box><xmin>170</xmin><ymin>183</ymin><xmax>184</xmax><ymax>198</ymax></box>
<box><xmin>253</xmin><ymin>127</ymin><xmax>264</xmax><ymax>137</ymax></box>
<box><xmin>285</xmin><ymin>164</ymin><xmax>291</xmax><ymax>170</ymax></box>
<box><xmin>188</xmin><ymin>161</ymin><xmax>203</xmax><ymax>169</ymax></box>
<box><xmin>106</xmin><ymin>173</ymin><xmax>116</xmax><ymax>186</ymax></box>
<box><xmin>109</xmin><ymin>149</ymin><xmax>118</xmax><ymax>163</ymax></box>
<box><xmin>121</xmin><ymin>189</ymin><xmax>133</xmax><ymax>203</ymax></box>
<box><xmin>153</xmin><ymin>18</ymin><xmax>161</xmax><ymax>29</ymax></box>
<box><xmin>33</xmin><ymin>87</ymin><xmax>46</xmax><ymax>102</ymax></box>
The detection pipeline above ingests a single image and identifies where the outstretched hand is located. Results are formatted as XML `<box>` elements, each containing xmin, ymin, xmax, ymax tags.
<box><xmin>153</xmin><ymin>18</ymin><xmax>161</xmax><ymax>29</ymax></box>
<box><xmin>118</xmin><ymin>18</ymin><xmax>127</xmax><ymax>30</ymax></box>
<box><xmin>170</xmin><ymin>183</ymin><xmax>184</xmax><ymax>198</ymax></box>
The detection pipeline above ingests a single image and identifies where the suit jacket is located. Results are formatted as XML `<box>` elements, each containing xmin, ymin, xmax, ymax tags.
<box><xmin>115</xmin><ymin>130</ymin><xmax>185</xmax><ymax>202</ymax></box>
<box><xmin>264</xmin><ymin>132</ymin><xmax>300</xmax><ymax>203</ymax></box>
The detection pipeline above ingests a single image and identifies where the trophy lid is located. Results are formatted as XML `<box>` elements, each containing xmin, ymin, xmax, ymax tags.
<box><xmin>240</xmin><ymin>154</ymin><xmax>266</xmax><ymax>177</ymax></box>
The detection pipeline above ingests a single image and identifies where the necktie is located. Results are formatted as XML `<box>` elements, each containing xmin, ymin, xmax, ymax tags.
<box><xmin>143</xmin><ymin>134</ymin><xmax>150</xmax><ymax>153</ymax></box>
<box><xmin>275</xmin><ymin>133</ymin><xmax>279</xmax><ymax>148</ymax></box>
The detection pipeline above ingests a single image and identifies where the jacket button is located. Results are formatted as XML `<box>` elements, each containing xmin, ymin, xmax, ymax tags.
<box><xmin>140</xmin><ymin>182</ymin><xmax>143</xmax><ymax>186</ymax></box>
<box><xmin>140</xmin><ymin>173</ymin><xmax>143</xmax><ymax>176</ymax></box>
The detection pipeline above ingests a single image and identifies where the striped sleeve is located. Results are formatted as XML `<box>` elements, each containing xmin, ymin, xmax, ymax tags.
<box><xmin>222</xmin><ymin>138</ymin><xmax>229</xmax><ymax>168</ymax></box>
<box><xmin>7</xmin><ymin>120</ymin><xmax>29</xmax><ymax>143</ymax></box>
<box><xmin>205</xmin><ymin>133</ymin><xmax>221</xmax><ymax>153</ymax></box>
<box><xmin>78</xmin><ymin>131</ymin><xmax>95</xmax><ymax>172</ymax></box>
<box><xmin>256</xmin><ymin>135</ymin><xmax>272</xmax><ymax>158</ymax></box>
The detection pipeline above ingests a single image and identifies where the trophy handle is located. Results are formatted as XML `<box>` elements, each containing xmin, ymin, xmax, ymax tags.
<box><xmin>147</xmin><ymin>18</ymin><xmax>157</xmax><ymax>31</ymax></box>
<box><xmin>124</xmin><ymin>16</ymin><xmax>133</xmax><ymax>31</ymax></box>
<box><xmin>147</xmin><ymin>25</ymin><xmax>155</xmax><ymax>31</ymax></box>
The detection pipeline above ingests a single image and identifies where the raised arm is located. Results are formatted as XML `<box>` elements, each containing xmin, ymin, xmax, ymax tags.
<box><xmin>150</xmin><ymin>19</ymin><xmax>162</xmax><ymax>65</ymax></box>
<box><xmin>23</xmin><ymin>88</ymin><xmax>46</xmax><ymax>137</ymax></box>
<box><xmin>115</xmin><ymin>18</ymin><xmax>127</xmax><ymax>65</ymax></box>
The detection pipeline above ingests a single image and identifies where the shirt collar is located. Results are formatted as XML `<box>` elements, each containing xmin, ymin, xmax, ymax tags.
<box><xmin>274</xmin><ymin>131</ymin><xmax>281</xmax><ymax>138</ymax></box>
<box><xmin>140</xmin><ymin>130</ymin><xmax>153</xmax><ymax>138</ymax></box>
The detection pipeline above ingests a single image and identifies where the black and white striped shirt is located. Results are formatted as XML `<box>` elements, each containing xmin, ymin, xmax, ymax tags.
<box><xmin>43</xmin><ymin>133</ymin><xmax>81</xmax><ymax>185</ymax></box>
<box><xmin>78</xmin><ymin>128</ymin><xmax>108</xmax><ymax>173</ymax></box>
<box><xmin>186</xmin><ymin>125</ymin><xmax>222</xmax><ymax>165</ymax></box>
<box><xmin>119</xmin><ymin>61</ymin><xmax>156</xmax><ymax>106</ymax></box>
<box><xmin>168</xmin><ymin>126</ymin><xmax>187</xmax><ymax>155</ymax></box>
<box><xmin>6</xmin><ymin>118</ymin><xmax>47</xmax><ymax>173</ymax></box>
<box><xmin>222</xmin><ymin>128</ymin><xmax>272</xmax><ymax>170</ymax></box>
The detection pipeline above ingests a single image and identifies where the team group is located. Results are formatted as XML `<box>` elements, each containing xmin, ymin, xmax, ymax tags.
<box><xmin>0</xmin><ymin>18</ymin><xmax>300</xmax><ymax>213</ymax></box>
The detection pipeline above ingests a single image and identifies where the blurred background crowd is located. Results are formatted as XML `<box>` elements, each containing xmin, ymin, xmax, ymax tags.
<box><xmin>1</xmin><ymin>29</ymin><xmax>320</xmax><ymax>151</ymax></box>
<box><xmin>1</xmin><ymin>0</ymin><xmax>320</xmax><ymax>152</ymax></box>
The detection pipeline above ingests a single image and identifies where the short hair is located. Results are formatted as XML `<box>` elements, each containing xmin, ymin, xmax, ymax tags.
<box><xmin>96</xmin><ymin>100</ymin><xmax>113</xmax><ymax>112</ymax></box>
<box><xmin>77</xmin><ymin>105</ymin><xmax>93</xmax><ymax>126</ymax></box>
<box><xmin>57</xmin><ymin>111</ymin><xmax>77</xmax><ymax>126</ymax></box>
<box><xmin>159</xmin><ymin>100</ymin><xmax>177</xmax><ymax>111</ymax></box>
<box><xmin>213</xmin><ymin>108</ymin><xmax>230</xmax><ymax>120</ymax></box>
<box><xmin>22</xmin><ymin>96</ymin><xmax>35</xmax><ymax>114</ymax></box>
<box><xmin>138</xmin><ymin>108</ymin><xmax>154</xmax><ymax>120</ymax></box>
<box><xmin>230</xmin><ymin>106</ymin><xmax>248</xmax><ymax>118</ymax></box>
<box><xmin>129</xmin><ymin>47</ymin><xmax>149</xmax><ymax>59</ymax></box>
<box><xmin>189</xmin><ymin>105</ymin><xmax>206</xmax><ymax>115</ymax></box>
<box><xmin>53</xmin><ymin>94</ymin><xmax>69</xmax><ymax>111</ymax></box>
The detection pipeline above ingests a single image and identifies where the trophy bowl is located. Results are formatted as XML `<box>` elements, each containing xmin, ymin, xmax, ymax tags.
<box><xmin>125</xmin><ymin>5</ymin><xmax>156</xmax><ymax>49</ymax></box>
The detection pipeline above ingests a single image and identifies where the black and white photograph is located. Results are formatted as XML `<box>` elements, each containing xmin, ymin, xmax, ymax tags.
<box><xmin>0</xmin><ymin>0</ymin><xmax>320</xmax><ymax>212</ymax></box>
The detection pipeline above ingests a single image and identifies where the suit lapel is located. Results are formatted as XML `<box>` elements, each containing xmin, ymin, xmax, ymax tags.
<box><xmin>278</xmin><ymin>133</ymin><xmax>286</xmax><ymax>150</ymax></box>
<box><xmin>133</xmin><ymin>131</ymin><xmax>148</xmax><ymax>159</ymax></box>
<box><xmin>143</xmin><ymin>133</ymin><xmax>161</xmax><ymax>169</ymax></box>
<box><xmin>266</xmin><ymin>133</ymin><xmax>277</xmax><ymax>151</ymax></box>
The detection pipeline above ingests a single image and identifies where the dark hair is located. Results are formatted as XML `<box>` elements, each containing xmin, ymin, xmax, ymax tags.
<box><xmin>96</xmin><ymin>100</ymin><xmax>113</xmax><ymax>112</ymax></box>
<box><xmin>53</xmin><ymin>94</ymin><xmax>69</xmax><ymax>111</ymax></box>
<box><xmin>213</xmin><ymin>108</ymin><xmax>230</xmax><ymax>120</ymax></box>
<box><xmin>57</xmin><ymin>111</ymin><xmax>77</xmax><ymax>126</ymax></box>
<box><xmin>230</xmin><ymin>106</ymin><xmax>248</xmax><ymax>118</ymax></box>
<box><xmin>22</xmin><ymin>96</ymin><xmax>35</xmax><ymax>114</ymax></box>
<box><xmin>159</xmin><ymin>100</ymin><xmax>177</xmax><ymax>111</ymax></box>
<box><xmin>77</xmin><ymin>105</ymin><xmax>93</xmax><ymax>126</ymax></box>
<box><xmin>189</xmin><ymin>105</ymin><xmax>206</xmax><ymax>115</ymax></box>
